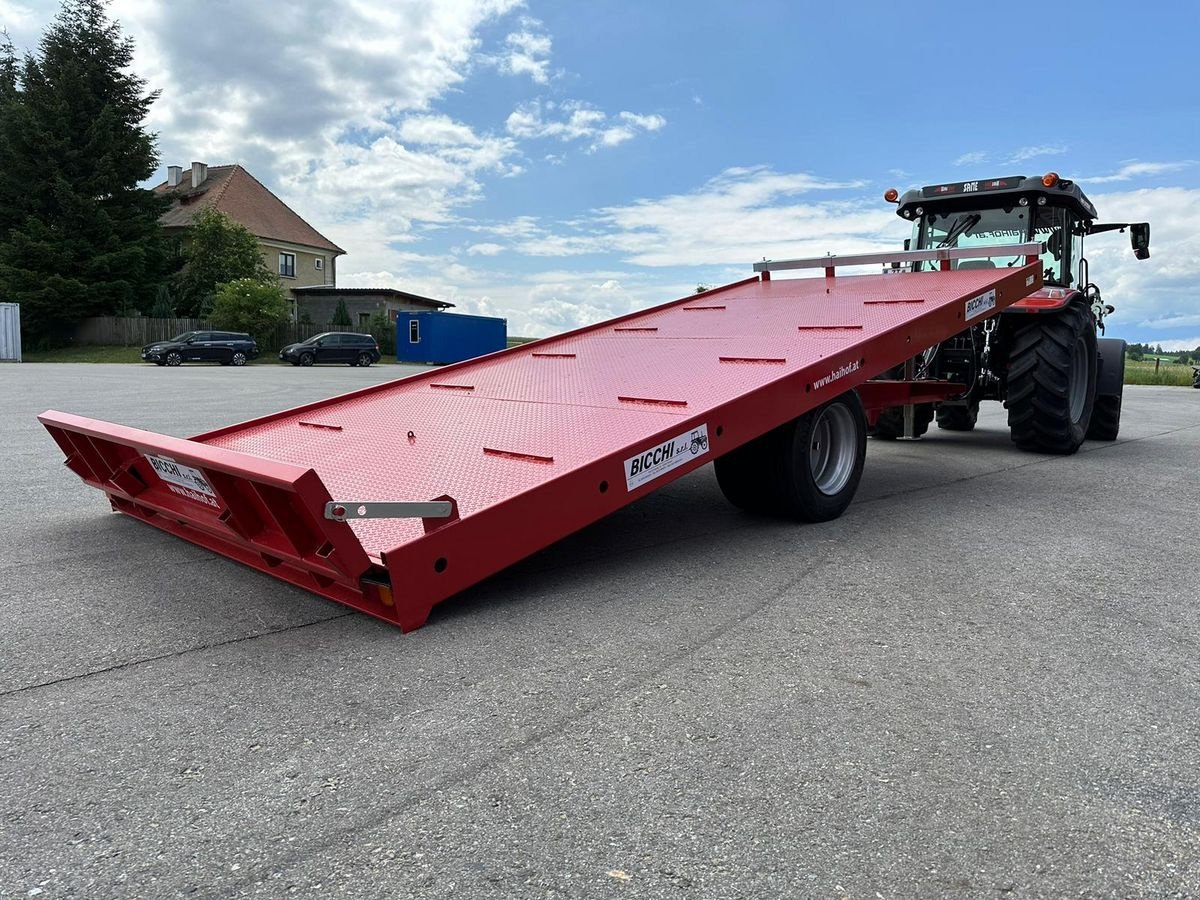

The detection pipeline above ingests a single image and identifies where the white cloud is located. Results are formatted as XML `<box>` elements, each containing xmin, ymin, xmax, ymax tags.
<box><xmin>466</xmin><ymin>242</ymin><xmax>504</xmax><ymax>256</ymax></box>
<box><xmin>1156</xmin><ymin>337</ymin><xmax>1200</xmax><ymax>351</ymax></box>
<box><xmin>1081</xmin><ymin>187</ymin><xmax>1200</xmax><ymax>337</ymax></box>
<box><xmin>1009</xmin><ymin>144</ymin><xmax>1067</xmax><ymax>163</ymax></box>
<box><xmin>1081</xmin><ymin>160</ymin><xmax>1196</xmax><ymax>184</ymax></box>
<box><xmin>490</xmin><ymin>19</ymin><xmax>553</xmax><ymax>84</ymax></box>
<box><xmin>505</xmin><ymin>100</ymin><xmax>665</xmax><ymax>152</ymax></box>
<box><xmin>954</xmin><ymin>151</ymin><xmax>989</xmax><ymax>166</ymax></box>
<box><xmin>397</xmin><ymin>115</ymin><xmax>483</xmax><ymax>147</ymax></box>
<box><xmin>0</xmin><ymin>0</ymin><xmax>36</xmax><ymax>30</ymax></box>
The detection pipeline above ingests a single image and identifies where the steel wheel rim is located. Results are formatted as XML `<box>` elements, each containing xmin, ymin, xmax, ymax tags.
<box><xmin>809</xmin><ymin>403</ymin><xmax>857</xmax><ymax>496</ymax></box>
<box><xmin>1069</xmin><ymin>335</ymin><xmax>1088</xmax><ymax>421</ymax></box>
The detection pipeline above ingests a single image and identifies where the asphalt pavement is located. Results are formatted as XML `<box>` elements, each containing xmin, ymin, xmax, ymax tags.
<box><xmin>2</xmin><ymin>362</ymin><xmax>1198</xmax><ymax>899</ymax></box>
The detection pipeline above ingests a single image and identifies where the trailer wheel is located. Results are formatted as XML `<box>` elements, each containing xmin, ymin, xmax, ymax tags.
<box><xmin>1006</xmin><ymin>302</ymin><xmax>1097</xmax><ymax>454</ymax></box>
<box><xmin>936</xmin><ymin>400</ymin><xmax>979</xmax><ymax>432</ymax></box>
<box><xmin>1086</xmin><ymin>338</ymin><xmax>1126</xmax><ymax>441</ymax></box>
<box><xmin>715</xmin><ymin>391</ymin><xmax>866</xmax><ymax>522</ymax></box>
<box><xmin>870</xmin><ymin>403</ymin><xmax>933</xmax><ymax>440</ymax></box>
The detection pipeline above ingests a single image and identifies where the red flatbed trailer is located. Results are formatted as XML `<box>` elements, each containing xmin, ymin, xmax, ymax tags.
<box><xmin>40</xmin><ymin>245</ymin><xmax>1042</xmax><ymax>631</ymax></box>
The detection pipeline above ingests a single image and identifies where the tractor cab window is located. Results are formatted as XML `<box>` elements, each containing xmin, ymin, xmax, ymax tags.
<box><xmin>1033</xmin><ymin>206</ymin><xmax>1075</xmax><ymax>287</ymax></box>
<box><xmin>915</xmin><ymin>207</ymin><xmax>1030</xmax><ymax>271</ymax></box>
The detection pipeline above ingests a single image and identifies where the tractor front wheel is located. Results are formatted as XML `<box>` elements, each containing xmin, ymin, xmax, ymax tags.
<box><xmin>936</xmin><ymin>400</ymin><xmax>979</xmax><ymax>432</ymax></box>
<box><xmin>870</xmin><ymin>403</ymin><xmax>934</xmax><ymax>440</ymax></box>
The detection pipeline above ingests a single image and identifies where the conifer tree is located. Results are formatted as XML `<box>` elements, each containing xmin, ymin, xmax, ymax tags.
<box><xmin>0</xmin><ymin>1</ymin><xmax>168</xmax><ymax>345</ymax></box>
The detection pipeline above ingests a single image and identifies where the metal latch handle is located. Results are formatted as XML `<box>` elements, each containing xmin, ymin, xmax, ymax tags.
<box><xmin>325</xmin><ymin>501</ymin><xmax>454</xmax><ymax>521</ymax></box>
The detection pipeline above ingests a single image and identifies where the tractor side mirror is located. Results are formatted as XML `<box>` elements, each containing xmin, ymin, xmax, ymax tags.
<box><xmin>1131</xmin><ymin>223</ymin><xmax>1150</xmax><ymax>260</ymax></box>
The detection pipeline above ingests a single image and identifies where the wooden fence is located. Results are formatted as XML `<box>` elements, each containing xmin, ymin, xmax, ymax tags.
<box><xmin>74</xmin><ymin>317</ymin><xmax>396</xmax><ymax>354</ymax></box>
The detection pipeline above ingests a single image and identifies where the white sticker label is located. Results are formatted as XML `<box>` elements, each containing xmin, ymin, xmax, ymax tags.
<box><xmin>145</xmin><ymin>454</ymin><xmax>216</xmax><ymax>497</ymax></box>
<box><xmin>624</xmin><ymin>425</ymin><xmax>708</xmax><ymax>491</ymax></box>
<box><xmin>1025</xmin><ymin>274</ymin><xmax>1036</xmax><ymax>287</ymax></box>
<box><xmin>965</xmin><ymin>289</ymin><xmax>997</xmax><ymax>321</ymax></box>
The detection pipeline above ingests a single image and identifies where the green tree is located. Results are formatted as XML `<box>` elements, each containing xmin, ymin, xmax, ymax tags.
<box><xmin>367</xmin><ymin>311</ymin><xmax>395</xmax><ymax>355</ymax></box>
<box><xmin>150</xmin><ymin>283</ymin><xmax>174</xmax><ymax>318</ymax></box>
<box><xmin>174</xmin><ymin>208</ymin><xmax>271</xmax><ymax>316</ymax></box>
<box><xmin>210</xmin><ymin>278</ymin><xmax>290</xmax><ymax>340</ymax></box>
<box><xmin>0</xmin><ymin>2</ymin><xmax>168</xmax><ymax>346</ymax></box>
<box><xmin>331</xmin><ymin>298</ymin><xmax>352</xmax><ymax>328</ymax></box>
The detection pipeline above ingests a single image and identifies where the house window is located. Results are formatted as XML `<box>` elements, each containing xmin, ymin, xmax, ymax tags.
<box><xmin>314</xmin><ymin>258</ymin><xmax>324</xmax><ymax>271</ymax></box>
<box><xmin>279</xmin><ymin>252</ymin><xmax>296</xmax><ymax>278</ymax></box>
<box><xmin>358</xmin><ymin>312</ymin><xmax>370</xmax><ymax>328</ymax></box>
<box><xmin>409</xmin><ymin>320</ymin><xmax>420</xmax><ymax>343</ymax></box>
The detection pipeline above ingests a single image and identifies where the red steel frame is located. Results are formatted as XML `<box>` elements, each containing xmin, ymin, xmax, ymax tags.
<box><xmin>40</xmin><ymin>257</ymin><xmax>1041</xmax><ymax>631</ymax></box>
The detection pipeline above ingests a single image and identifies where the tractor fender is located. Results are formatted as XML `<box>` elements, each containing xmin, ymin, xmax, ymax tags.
<box><xmin>1096</xmin><ymin>337</ymin><xmax>1127</xmax><ymax>398</ymax></box>
<box><xmin>1003</xmin><ymin>287</ymin><xmax>1082</xmax><ymax>315</ymax></box>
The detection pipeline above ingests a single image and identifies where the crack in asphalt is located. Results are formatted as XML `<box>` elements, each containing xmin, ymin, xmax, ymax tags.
<box><xmin>0</xmin><ymin>613</ymin><xmax>351</xmax><ymax>699</ymax></box>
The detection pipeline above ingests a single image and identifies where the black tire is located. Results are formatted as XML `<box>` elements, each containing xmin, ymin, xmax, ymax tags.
<box><xmin>715</xmin><ymin>391</ymin><xmax>866</xmax><ymax>522</ymax></box>
<box><xmin>936</xmin><ymin>400</ymin><xmax>979</xmax><ymax>432</ymax></box>
<box><xmin>1086</xmin><ymin>340</ymin><xmax>1125</xmax><ymax>441</ymax></box>
<box><xmin>870</xmin><ymin>403</ymin><xmax>933</xmax><ymax>440</ymax></box>
<box><xmin>231</xmin><ymin>351</ymin><xmax>248</xmax><ymax>367</ymax></box>
<box><xmin>356</xmin><ymin>352</ymin><xmax>373</xmax><ymax>368</ymax></box>
<box><xmin>1006</xmin><ymin>302</ymin><xmax>1098</xmax><ymax>454</ymax></box>
<box><xmin>165</xmin><ymin>351</ymin><xmax>182</xmax><ymax>367</ymax></box>
<box><xmin>299</xmin><ymin>352</ymin><xmax>315</xmax><ymax>367</ymax></box>
<box><xmin>1088</xmin><ymin>395</ymin><xmax>1122</xmax><ymax>441</ymax></box>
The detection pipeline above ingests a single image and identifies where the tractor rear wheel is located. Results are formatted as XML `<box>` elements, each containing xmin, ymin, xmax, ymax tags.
<box><xmin>936</xmin><ymin>400</ymin><xmax>979</xmax><ymax>432</ymax></box>
<box><xmin>870</xmin><ymin>403</ymin><xmax>933</xmax><ymax>440</ymax></box>
<box><xmin>1006</xmin><ymin>302</ymin><xmax>1097</xmax><ymax>454</ymax></box>
<box><xmin>715</xmin><ymin>391</ymin><xmax>866</xmax><ymax>522</ymax></box>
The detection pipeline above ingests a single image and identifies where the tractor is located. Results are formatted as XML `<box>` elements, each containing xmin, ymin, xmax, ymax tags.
<box><xmin>874</xmin><ymin>173</ymin><xmax>1150</xmax><ymax>453</ymax></box>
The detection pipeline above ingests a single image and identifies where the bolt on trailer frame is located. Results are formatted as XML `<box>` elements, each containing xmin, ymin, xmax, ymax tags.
<box><xmin>40</xmin><ymin>244</ymin><xmax>1041</xmax><ymax>632</ymax></box>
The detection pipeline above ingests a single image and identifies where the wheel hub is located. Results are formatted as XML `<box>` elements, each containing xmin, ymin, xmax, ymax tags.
<box><xmin>809</xmin><ymin>404</ymin><xmax>857</xmax><ymax>496</ymax></box>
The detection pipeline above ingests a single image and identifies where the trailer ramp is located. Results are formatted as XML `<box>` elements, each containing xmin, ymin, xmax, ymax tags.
<box><xmin>41</xmin><ymin>249</ymin><xmax>1041</xmax><ymax>631</ymax></box>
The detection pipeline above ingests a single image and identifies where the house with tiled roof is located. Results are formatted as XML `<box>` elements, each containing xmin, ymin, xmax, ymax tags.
<box><xmin>154</xmin><ymin>161</ymin><xmax>345</xmax><ymax>301</ymax></box>
<box><xmin>155</xmin><ymin>161</ymin><xmax>455</xmax><ymax>327</ymax></box>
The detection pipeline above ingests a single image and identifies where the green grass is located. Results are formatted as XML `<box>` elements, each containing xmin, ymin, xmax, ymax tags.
<box><xmin>21</xmin><ymin>345</ymin><xmax>144</xmax><ymax>363</ymax></box>
<box><xmin>1124</xmin><ymin>358</ymin><xmax>1195</xmax><ymax>386</ymax></box>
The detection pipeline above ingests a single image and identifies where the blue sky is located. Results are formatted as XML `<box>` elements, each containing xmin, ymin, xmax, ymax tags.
<box><xmin>3</xmin><ymin>0</ymin><xmax>1198</xmax><ymax>345</ymax></box>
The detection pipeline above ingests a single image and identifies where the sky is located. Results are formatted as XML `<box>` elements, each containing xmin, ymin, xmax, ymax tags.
<box><xmin>2</xmin><ymin>0</ymin><xmax>1199</xmax><ymax>347</ymax></box>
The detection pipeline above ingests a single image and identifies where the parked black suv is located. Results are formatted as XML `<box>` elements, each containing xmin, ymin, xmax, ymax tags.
<box><xmin>279</xmin><ymin>332</ymin><xmax>382</xmax><ymax>367</ymax></box>
<box><xmin>141</xmin><ymin>331</ymin><xmax>259</xmax><ymax>367</ymax></box>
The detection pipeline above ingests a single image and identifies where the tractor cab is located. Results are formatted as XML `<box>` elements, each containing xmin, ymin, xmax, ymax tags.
<box><xmin>889</xmin><ymin>174</ymin><xmax>1148</xmax><ymax>292</ymax></box>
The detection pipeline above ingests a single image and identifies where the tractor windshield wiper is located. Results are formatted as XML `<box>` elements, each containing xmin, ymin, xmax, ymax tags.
<box><xmin>937</xmin><ymin>213</ymin><xmax>982</xmax><ymax>248</ymax></box>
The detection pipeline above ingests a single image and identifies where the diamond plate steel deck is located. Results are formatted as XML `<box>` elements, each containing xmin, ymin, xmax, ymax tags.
<box><xmin>40</xmin><ymin>262</ymin><xmax>1042</xmax><ymax>631</ymax></box>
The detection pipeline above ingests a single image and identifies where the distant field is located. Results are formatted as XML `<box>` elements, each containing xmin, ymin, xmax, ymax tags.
<box><xmin>1124</xmin><ymin>359</ymin><xmax>1195</xmax><ymax>386</ymax></box>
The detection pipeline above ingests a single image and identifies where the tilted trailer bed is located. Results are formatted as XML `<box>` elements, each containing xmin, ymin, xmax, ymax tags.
<box><xmin>40</xmin><ymin>245</ymin><xmax>1042</xmax><ymax>631</ymax></box>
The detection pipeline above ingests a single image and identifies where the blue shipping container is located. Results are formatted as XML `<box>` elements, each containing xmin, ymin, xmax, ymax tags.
<box><xmin>396</xmin><ymin>311</ymin><xmax>507</xmax><ymax>364</ymax></box>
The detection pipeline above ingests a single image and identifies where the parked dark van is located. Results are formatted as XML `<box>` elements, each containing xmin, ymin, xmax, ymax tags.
<box><xmin>279</xmin><ymin>332</ymin><xmax>382</xmax><ymax>367</ymax></box>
